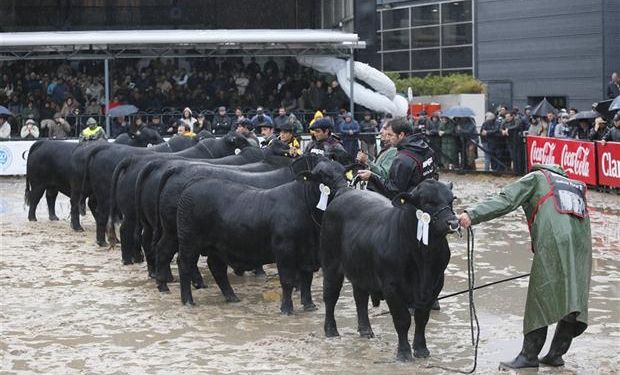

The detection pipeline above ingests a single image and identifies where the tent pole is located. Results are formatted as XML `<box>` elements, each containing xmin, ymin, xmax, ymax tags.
<box><xmin>104</xmin><ymin>58</ymin><xmax>110</xmax><ymax>136</ymax></box>
<box><xmin>349</xmin><ymin>48</ymin><xmax>355</xmax><ymax>115</ymax></box>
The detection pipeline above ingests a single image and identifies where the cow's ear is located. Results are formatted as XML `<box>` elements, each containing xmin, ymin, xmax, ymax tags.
<box><xmin>442</xmin><ymin>181</ymin><xmax>454</xmax><ymax>190</ymax></box>
<box><xmin>391</xmin><ymin>193</ymin><xmax>414</xmax><ymax>208</ymax></box>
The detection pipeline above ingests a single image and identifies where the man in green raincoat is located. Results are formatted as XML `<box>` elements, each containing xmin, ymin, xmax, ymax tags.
<box><xmin>459</xmin><ymin>164</ymin><xmax>592</xmax><ymax>370</ymax></box>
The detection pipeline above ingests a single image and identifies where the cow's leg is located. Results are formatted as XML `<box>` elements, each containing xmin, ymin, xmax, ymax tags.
<box><xmin>323</xmin><ymin>266</ymin><xmax>344</xmax><ymax>337</ymax></box>
<box><xmin>353</xmin><ymin>285</ymin><xmax>374</xmax><ymax>338</ymax></box>
<box><xmin>94</xmin><ymin>205</ymin><xmax>109</xmax><ymax>247</ymax></box>
<box><xmin>70</xmin><ymin>190</ymin><xmax>83</xmax><ymax>231</ymax></box>
<box><xmin>119</xmin><ymin>221</ymin><xmax>136</xmax><ymax>264</ymax></box>
<box><xmin>142</xmin><ymin>223</ymin><xmax>156</xmax><ymax>278</ymax></box>
<box><xmin>412</xmin><ymin>308</ymin><xmax>431</xmax><ymax>358</ymax></box>
<box><xmin>27</xmin><ymin>186</ymin><xmax>45</xmax><ymax>222</ymax></box>
<box><xmin>384</xmin><ymin>287</ymin><xmax>413</xmax><ymax>362</ymax></box>
<box><xmin>177</xmin><ymin>249</ymin><xmax>198</xmax><ymax>306</ymax></box>
<box><xmin>155</xmin><ymin>232</ymin><xmax>177</xmax><ymax>292</ymax></box>
<box><xmin>191</xmin><ymin>260</ymin><xmax>206</xmax><ymax>290</ymax></box>
<box><xmin>276</xmin><ymin>262</ymin><xmax>296</xmax><ymax>315</ymax></box>
<box><xmin>207</xmin><ymin>254</ymin><xmax>239</xmax><ymax>303</ymax></box>
<box><xmin>299</xmin><ymin>270</ymin><xmax>317</xmax><ymax>312</ymax></box>
<box><xmin>45</xmin><ymin>188</ymin><xmax>59</xmax><ymax>221</ymax></box>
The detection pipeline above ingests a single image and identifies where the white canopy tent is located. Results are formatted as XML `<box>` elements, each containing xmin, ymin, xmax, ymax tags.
<box><xmin>0</xmin><ymin>29</ymin><xmax>365</xmax><ymax>133</ymax></box>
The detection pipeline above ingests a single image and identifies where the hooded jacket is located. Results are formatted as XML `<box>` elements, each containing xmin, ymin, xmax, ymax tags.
<box><xmin>368</xmin><ymin>134</ymin><xmax>437</xmax><ymax>198</ymax></box>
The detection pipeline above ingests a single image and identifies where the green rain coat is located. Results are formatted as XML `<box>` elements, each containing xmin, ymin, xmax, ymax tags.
<box><xmin>369</xmin><ymin>146</ymin><xmax>397</xmax><ymax>180</ymax></box>
<box><xmin>439</xmin><ymin>120</ymin><xmax>459</xmax><ymax>166</ymax></box>
<box><xmin>467</xmin><ymin>164</ymin><xmax>592</xmax><ymax>335</ymax></box>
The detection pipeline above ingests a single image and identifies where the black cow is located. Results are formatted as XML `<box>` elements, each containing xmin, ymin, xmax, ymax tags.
<box><xmin>114</xmin><ymin>127</ymin><xmax>164</xmax><ymax>147</ymax></box>
<box><xmin>138</xmin><ymin>152</ymin><xmax>312</xmax><ymax>290</ymax></box>
<box><xmin>108</xmin><ymin>134</ymin><xmax>253</xmax><ymax>264</ymax></box>
<box><xmin>174</xmin><ymin>157</ymin><xmax>344</xmax><ymax>312</ymax></box>
<box><xmin>319</xmin><ymin>178</ymin><xmax>459</xmax><ymax>361</ymax></box>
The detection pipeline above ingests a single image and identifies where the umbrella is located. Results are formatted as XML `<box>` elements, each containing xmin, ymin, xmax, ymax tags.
<box><xmin>0</xmin><ymin>105</ymin><xmax>13</xmax><ymax>117</ymax></box>
<box><xmin>594</xmin><ymin>99</ymin><xmax>613</xmax><ymax>118</ymax></box>
<box><xmin>443</xmin><ymin>105</ymin><xmax>476</xmax><ymax>118</ymax></box>
<box><xmin>610</xmin><ymin>96</ymin><xmax>620</xmax><ymax>112</ymax></box>
<box><xmin>568</xmin><ymin>110</ymin><xmax>600</xmax><ymax>127</ymax></box>
<box><xmin>531</xmin><ymin>98</ymin><xmax>557</xmax><ymax>117</ymax></box>
<box><xmin>108</xmin><ymin>104</ymin><xmax>139</xmax><ymax>118</ymax></box>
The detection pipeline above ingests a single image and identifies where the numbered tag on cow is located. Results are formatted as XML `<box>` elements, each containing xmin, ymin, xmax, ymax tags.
<box><xmin>316</xmin><ymin>183</ymin><xmax>331</xmax><ymax>211</ymax></box>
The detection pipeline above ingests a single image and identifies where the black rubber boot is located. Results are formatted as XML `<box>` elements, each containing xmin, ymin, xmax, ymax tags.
<box><xmin>539</xmin><ymin>320</ymin><xmax>575</xmax><ymax>367</ymax></box>
<box><xmin>499</xmin><ymin>327</ymin><xmax>547</xmax><ymax>370</ymax></box>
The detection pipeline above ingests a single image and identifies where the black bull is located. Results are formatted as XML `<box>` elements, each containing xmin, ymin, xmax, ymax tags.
<box><xmin>70</xmin><ymin>134</ymin><xmax>250</xmax><ymax>246</ymax></box>
<box><xmin>135</xmin><ymin>152</ymin><xmax>319</xmax><ymax>292</ymax></box>
<box><xmin>319</xmin><ymin>178</ymin><xmax>459</xmax><ymax>362</ymax></box>
<box><xmin>24</xmin><ymin>135</ymin><xmax>194</xmax><ymax>223</ymax></box>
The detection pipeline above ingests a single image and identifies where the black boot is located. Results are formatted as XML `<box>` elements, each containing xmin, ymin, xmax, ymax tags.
<box><xmin>539</xmin><ymin>320</ymin><xmax>575</xmax><ymax>367</ymax></box>
<box><xmin>499</xmin><ymin>327</ymin><xmax>547</xmax><ymax>370</ymax></box>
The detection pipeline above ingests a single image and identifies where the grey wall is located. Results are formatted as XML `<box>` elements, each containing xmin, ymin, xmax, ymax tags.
<box><xmin>603</xmin><ymin>0</ymin><xmax>620</xmax><ymax>94</ymax></box>
<box><xmin>476</xmin><ymin>0</ymin><xmax>606</xmax><ymax>111</ymax></box>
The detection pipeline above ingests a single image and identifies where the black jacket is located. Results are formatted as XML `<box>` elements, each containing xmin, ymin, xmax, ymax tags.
<box><xmin>369</xmin><ymin>134</ymin><xmax>437</xmax><ymax>199</ymax></box>
<box><xmin>603</xmin><ymin>126</ymin><xmax>620</xmax><ymax>142</ymax></box>
<box><xmin>304</xmin><ymin>134</ymin><xmax>347</xmax><ymax>158</ymax></box>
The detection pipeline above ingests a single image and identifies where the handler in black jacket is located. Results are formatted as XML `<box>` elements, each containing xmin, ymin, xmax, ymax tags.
<box><xmin>359</xmin><ymin>117</ymin><xmax>437</xmax><ymax>199</ymax></box>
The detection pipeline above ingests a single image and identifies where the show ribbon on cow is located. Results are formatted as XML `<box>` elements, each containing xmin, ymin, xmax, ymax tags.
<box><xmin>416</xmin><ymin>209</ymin><xmax>431</xmax><ymax>245</ymax></box>
<box><xmin>316</xmin><ymin>183</ymin><xmax>331</xmax><ymax>211</ymax></box>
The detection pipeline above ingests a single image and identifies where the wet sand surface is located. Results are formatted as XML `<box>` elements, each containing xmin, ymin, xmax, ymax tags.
<box><xmin>1</xmin><ymin>174</ymin><xmax>618</xmax><ymax>374</ymax></box>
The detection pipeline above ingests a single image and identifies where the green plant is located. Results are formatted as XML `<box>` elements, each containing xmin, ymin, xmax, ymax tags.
<box><xmin>386</xmin><ymin>72</ymin><xmax>486</xmax><ymax>96</ymax></box>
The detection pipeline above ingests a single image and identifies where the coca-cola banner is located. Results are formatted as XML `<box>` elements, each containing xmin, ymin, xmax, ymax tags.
<box><xmin>596</xmin><ymin>141</ymin><xmax>620</xmax><ymax>188</ymax></box>
<box><xmin>526</xmin><ymin>136</ymin><xmax>597</xmax><ymax>185</ymax></box>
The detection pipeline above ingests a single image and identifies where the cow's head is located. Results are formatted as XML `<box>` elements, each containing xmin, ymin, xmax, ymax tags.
<box><xmin>264</xmin><ymin>139</ymin><xmax>291</xmax><ymax>157</ymax></box>
<box><xmin>392</xmin><ymin>179</ymin><xmax>459</xmax><ymax>235</ymax></box>
<box><xmin>297</xmin><ymin>157</ymin><xmax>350</xmax><ymax>193</ymax></box>
<box><xmin>132</xmin><ymin>127</ymin><xmax>164</xmax><ymax>147</ymax></box>
<box><xmin>222</xmin><ymin>131</ymin><xmax>252</xmax><ymax>150</ymax></box>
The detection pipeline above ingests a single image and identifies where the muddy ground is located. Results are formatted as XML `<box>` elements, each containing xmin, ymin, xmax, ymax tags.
<box><xmin>0</xmin><ymin>174</ymin><xmax>618</xmax><ymax>374</ymax></box>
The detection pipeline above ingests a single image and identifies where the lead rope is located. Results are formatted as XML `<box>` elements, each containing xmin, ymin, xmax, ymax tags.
<box><xmin>426</xmin><ymin>227</ymin><xmax>480</xmax><ymax>374</ymax></box>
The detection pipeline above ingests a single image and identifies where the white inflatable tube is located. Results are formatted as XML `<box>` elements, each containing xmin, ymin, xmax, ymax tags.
<box><xmin>297</xmin><ymin>56</ymin><xmax>407</xmax><ymax>117</ymax></box>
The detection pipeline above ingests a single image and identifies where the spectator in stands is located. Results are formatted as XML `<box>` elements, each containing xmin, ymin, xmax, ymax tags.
<box><xmin>232</xmin><ymin>107</ymin><xmax>245</xmax><ymax>125</ymax></box>
<box><xmin>601</xmin><ymin>113</ymin><xmax>620</xmax><ymax>143</ymax></box>
<box><xmin>607</xmin><ymin>72</ymin><xmax>620</xmax><ymax>99</ymax></box>
<box><xmin>84</xmin><ymin>98</ymin><xmax>102</xmax><ymax>115</ymax></box>
<box><xmin>481</xmin><ymin>112</ymin><xmax>497</xmax><ymax>171</ymax></box>
<box><xmin>60</xmin><ymin>96</ymin><xmax>79</xmax><ymax>118</ymax></box>
<box><xmin>589</xmin><ymin>117</ymin><xmax>607</xmax><ymax>141</ymax></box>
<box><xmin>177</xmin><ymin>123</ymin><xmax>195</xmax><ymax>138</ymax></box>
<box><xmin>250</xmin><ymin>106</ymin><xmax>273</xmax><ymax>128</ymax></box>
<box><xmin>287</xmin><ymin>113</ymin><xmax>304</xmax><ymax>135</ymax></box>
<box><xmin>180</xmin><ymin>107</ymin><xmax>197</xmax><ymax>131</ymax></box>
<box><xmin>111</xmin><ymin>116</ymin><xmax>129</xmax><ymax>138</ymax></box>
<box><xmin>47</xmin><ymin>112</ymin><xmax>71</xmax><ymax>139</ymax></box>
<box><xmin>426</xmin><ymin>112</ymin><xmax>442</xmax><ymax>166</ymax></box>
<box><xmin>194</xmin><ymin>113</ymin><xmax>210</xmax><ymax>133</ymax></box>
<box><xmin>281</xmin><ymin>91</ymin><xmax>297</xmax><ymax>112</ymax></box>
<box><xmin>20</xmin><ymin>119</ymin><xmax>40</xmax><ymax>139</ymax></box>
<box><xmin>340</xmin><ymin>112</ymin><xmax>360</xmax><ymax>157</ymax></box>
<box><xmin>20</xmin><ymin>100</ymin><xmax>39</xmax><ymax>122</ymax></box>
<box><xmin>235</xmin><ymin>118</ymin><xmax>259</xmax><ymax>146</ymax></box>
<box><xmin>273</xmin><ymin>107</ymin><xmax>289</xmax><ymax>130</ymax></box>
<box><xmin>502</xmin><ymin>111</ymin><xmax>526</xmax><ymax>174</ymax></box>
<box><xmin>554</xmin><ymin>113</ymin><xmax>571</xmax><ymax>138</ymax></box>
<box><xmin>439</xmin><ymin>115</ymin><xmax>459</xmax><ymax>169</ymax></box>
<box><xmin>456</xmin><ymin>116</ymin><xmax>478</xmax><ymax>171</ymax></box>
<box><xmin>571</xmin><ymin>119</ymin><xmax>592</xmax><ymax>140</ymax></box>
<box><xmin>359</xmin><ymin>111</ymin><xmax>379</xmax><ymax>159</ymax></box>
<box><xmin>546</xmin><ymin>112</ymin><xmax>558</xmax><ymax>137</ymax></box>
<box><xmin>527</xmin><ymin>115</ymin><xmax>546</xmax><ymax>136</ymax></box>
<box><xmin>211</xmin><ymin>106</ymin><xmax>233</xmax><ymax>135</ymax></box>
<box><xmin>0</xmin><ymin>116</ymin><xmax>12</xmax><ymax>139</ymax></box>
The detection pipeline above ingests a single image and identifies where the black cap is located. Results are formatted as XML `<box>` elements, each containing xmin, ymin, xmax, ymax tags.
<box><xmin>256</xmin><ymin>122</ymin><xmax>274</xmax><ymax>129</ymax></box>
<box><xmin>237</xmin><ymin>118</ymin><xmax>253</xmax><ymax>129</ymax></box>
<box><xmin>279</xmin><ymin>122</ymin><xmax>294</xmax><ymax>132</ymax></box>
<box><xmin>308</xmin><ymin>118</ymin><xmax>333</xmax><ymax>130</ymax></box>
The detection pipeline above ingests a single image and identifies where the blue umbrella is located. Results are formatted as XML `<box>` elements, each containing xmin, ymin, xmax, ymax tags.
<box><xmin>108</xmin><ymin>104</ymin><xmax>139</xmax><ymax>118</ymax></box>
<box><xmin>610</xmin><ymin>96</ymin><xmax>620</xmax><ymax>112</ymax></box>
<box><xmin>443</xmin><ymin>105</ymin><xmax>476</xmax><ymax>119</ymax></box>
<box><xmin>0</xmin><ymin>105</ymin><xmax>13</xmax><ymax>117</ymax></box>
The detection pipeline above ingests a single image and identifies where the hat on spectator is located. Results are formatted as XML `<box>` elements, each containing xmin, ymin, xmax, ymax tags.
<box><xmin>53</xmin><ymin>112</ymin><xmax>63</xmax><ymax>119</ymax></box>
<box><xmin>256</xmin><ymin>122</ymin><xmax>273</xmax><ymax>129</ymax></box>
<box><xmin>25</xmin><ymin>119</ymin><xmax>36</xmax><ymax>125</ymax></box>
<box><xmin>86</xmin><ymin>117</ymin><xmax>97</xmax><ymax>126</ymax></box>
<box><xmin>279</xmin><ymin>122</ymin><xmax>295</xmax><ymax>132</ymax></box>
<box><xmin>614</xmin><ymin>113</ymin><xmax>620</xmax><ymax>122</ymax></box>
<box><xmin>237</xmin><ymin>118</ymin><xmax>253</xmax><ymax>129</ymax></box>
<box><xmin>344</xmin><ymin>112</ymin><xmax>353</xmax><ymax>119</ymax></box>
<box><xmin>309</xmin><ymin>118</ymin><xmax>333</xmax><ymax>130</ymax></box>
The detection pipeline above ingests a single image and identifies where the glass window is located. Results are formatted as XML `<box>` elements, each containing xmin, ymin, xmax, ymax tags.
<box><xmin>382</xmin><ymin>51</ymin><xmax>410</xmax><ymax>71</ymax></box>
<box><xmin>411</xmin><ymin>71</ymin><xmax>440</xmax><ymax>78</ymax></box>
<box><xmin>382</xmin><ymin>29</ymin><xmax>409</xmax><ymax>50</ymax></box>
<box><xmin>442</xmin><ymin>46</ymin><xmax>472</xmax><ymax>69</ymax></box>
<box><xmin>442</xmin><ymin>23</ymin><xmax>472</xmax><ymax>46</ymax></box>
<box><xmin>442</xmin><ymin>69</ymin><xmax>473</xmax><ymax>76</ymax></box>
<box><xmin>411</xmin><ymin>4</ymin><xmax>439</xmax><ymax>27</ymax></box>
<box><xmin>441</xmin><ymin>0</ymin><xmax>472</xmax><ymax>24</ymax></box>
<box><xmin>382</xmin><ymin>8</ymin><xmax>409</xmax><ymax>30</ymax></box>
<box><xmin>411</xmin><ymin>26</ymin><xmax>440</xmax><ymax>48</ymax></box>
<box><xmin>411</xmin><ymin>49</ymin><xmax>440</xmax><ymax>70</ymax></box>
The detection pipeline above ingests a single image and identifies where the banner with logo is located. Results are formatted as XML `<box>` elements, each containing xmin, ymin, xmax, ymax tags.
<box><xmin>0</xmin><ymin>141</ymin><xmax>37</xmax><ymax>176</ymax></box>
<box><xmin>596</xmin><ymin>141</ymin><xmax>620</xmax><ymax>188</ymax></box>
<box><xmin>526</xmin><ymin>136</ymin><xmax>597</xmax><ymax>185</ymax></box>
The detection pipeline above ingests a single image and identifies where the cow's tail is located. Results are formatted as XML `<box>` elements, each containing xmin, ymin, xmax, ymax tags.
<box><xmin>107</xmin><ymin>156</ymin><xmax>132</xmax><ymax>229</ymax></box>
<box><xmin>24</xmin><ymin>140</ymin><xmax>45</xmax><ymax>206</ymax></box>
<box><xmin>134</xmin><ymin>159</ymin><xmax>163</xmax><ymax>228</ymax></box>
<box><xmin>79</xmin><ymin>145</ymin><xmax>107</xmax><ymax>203</ymax></box>
<box><xmin>153</xmin><ymin>166</ymin><xmax>178</xmax><ymax>246</ymax></box>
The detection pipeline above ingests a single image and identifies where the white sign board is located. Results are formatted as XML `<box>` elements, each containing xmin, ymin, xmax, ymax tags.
<box><xmin>0</xmin><ymin>140</ymin><xmax>81</xmax><ymax>176</ymax></box>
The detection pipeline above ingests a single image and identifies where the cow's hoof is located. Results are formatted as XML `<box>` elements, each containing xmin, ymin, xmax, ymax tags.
<box><xmin>49</xmin><ymin>215</ymin><xmax>59</xmax><ymax>221</ymax></box>
<box><xmin>431</xmin><ymin>300</ymin><xmax>440</xmax><ymax>311</ymax></box>
<box><xmin>133</xmin><ymin>256</ymin><xmax>144</xmax><ymax>264</ymax></box>
<box><xmin>167</xmin><ymin>274</ymin><xmax>175</xmax><ymax>283</ymax></box>
<box><xmin>397</xmin><ymin>351</ymin><xmax>414</xmax><ymax>362</ymax></box>
<box><xmin>148</xmin><ymin>271</ymin><xmax>157</xmax><ymax>279</ymax></box>
<box><xmin>280</xmin><ymin>307</ymin><xmax>294</xmax><ymax>316</ymax></box>
<box><xmin>225</xmin><ymin>294</ymin><xmax>240</xmax><ymax>303</ymax></box>
<box><xmin>408</xmin><ymin>307</ymin><xmax>415</xmax><ymax>315</ymax></box>
<box><xmin>303</xmin><ymin>303</ymin><xmax>318</xmax><ymax>312</ymax></box>
<box><xmin>28</xmin><ymin>217</ymin><xmax>37</xmax><ymax>222</ymax></box>
<box><xmin>157</xmin><ymin>283</ymin><xmax>170</xmax><ymax>293</ymax></box>
<box><xmin>72</xmin><ymin>226</ymin><xmax>84</xmax><ymax>232</ymax></box>
<box><xmin>192</xmin><ymin>280</ymin><xmax>206</xmax><ymax>289</ymax></box>
<box><xmin>97</xmin><ymin>241</ymin><xmax>109</xmax><ymax>248</ymax></box>
<box><xmin>182</xmin><ymin>299</ymin><xmax>195</xmax><ymax>306</ymax></box>
<box><xmin>123</xmin><ymin>260</ymin><xmax>134</xmax><ymax>265</ymax></box>
<box><xmin>414</xmin><ymin>347</ymin><xmax>430</xmax><ymax>358</ymax></box>
<box><xmin>358</xmin><ymin>327</ymin><xmax>375</xmax><ymax>339</ymax></box>
<box><xmin>324</xmin><ymin>325</ymin><xmax>340</xmax><ymax>338</ymax></box>
<box><xmin>233</xmin><ymin>269</ymin><xmax>245</xmax><ymax>276</ymax></box>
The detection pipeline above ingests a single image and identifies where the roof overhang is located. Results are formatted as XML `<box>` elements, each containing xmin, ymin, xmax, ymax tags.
<box><xmin>0</xmin><ymin>29</ymin><xmax>365</xmax><ymax>61</ymax></box>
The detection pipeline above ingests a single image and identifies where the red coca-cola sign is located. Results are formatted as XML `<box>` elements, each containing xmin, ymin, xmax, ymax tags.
<box><xmin>596</xmin><ymin>141</ymin><xmax>620</xmax><ymax>188</ymax></box>
<box><xmin>526</xmin><ymin>136</ymin><xmax>597</xmax><ymax>185</ymax></box>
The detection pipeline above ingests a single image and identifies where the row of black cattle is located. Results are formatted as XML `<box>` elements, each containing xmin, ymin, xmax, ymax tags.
<box><xmin>25</xmin><ymin>131</ymin><xmax>459</xmax><ymax>362</ymax></box>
